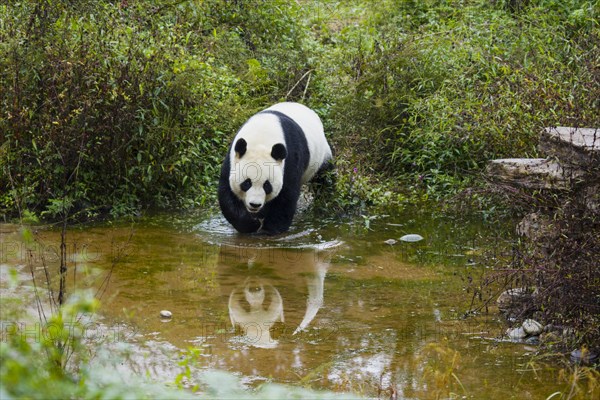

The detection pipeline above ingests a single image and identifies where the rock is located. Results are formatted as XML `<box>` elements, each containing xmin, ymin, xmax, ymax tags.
<box><xmin>570</xmin><ymin>349</ymin><xmax>599</xmax><ymax>365</ymax></box>
<box><xmin>506</xmin><ymin>327</ymin><xmax>527</xmax><ymax>340</ymax></box>
<box><xmin>160</xmin><ymin>310</ymin><xmax>172</xmax><ymax>319</ymax></box>
<box><xmin>522</xmin><ymin>319</ymin><xmax>543</xmax><ymax>336</ymax></box>
<box><xmin>399</xmin><ymin>234</ymin><xmax>424</xmax><ymax>242</ymax></box>
<box><xmin>384</xmin><ymin>239</ymin><xmax>397</xmax><ymax>245</ymax></box>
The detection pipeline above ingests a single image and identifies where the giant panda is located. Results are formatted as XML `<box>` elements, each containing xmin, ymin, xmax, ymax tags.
<box><xmin>218</xmin><ymin>102</ymin><xmax>332</xmax><ymax>234</ymax></box>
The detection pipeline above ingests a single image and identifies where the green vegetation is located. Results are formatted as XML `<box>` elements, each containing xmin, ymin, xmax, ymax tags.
<box><xmin>1</xmin><ymin>0</ymin><xmax>311</xmax><ymax>218</ymax></box>
<box><xmin>1</xmin><ymin>0</ymin><xmax>598</xmax><ymax>219</ymax></box>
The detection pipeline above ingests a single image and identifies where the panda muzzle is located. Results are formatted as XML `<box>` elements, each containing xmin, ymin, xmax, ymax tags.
<box><xmin>248</xmin><ymin>202</ymin><xmax>263</xmax><ymax>213</ymax></box>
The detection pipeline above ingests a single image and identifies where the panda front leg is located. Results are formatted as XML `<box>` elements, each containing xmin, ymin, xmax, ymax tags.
<box><xmin>231</xmin><ymin>211</ymin><xmax>263</xmax><ymax>234</ymax></box>
<box><xmin>260</xmin><ymin>206</ymin><xmax>296</xmax><ymax>234</ymax></box>
<box><xmin>218</xmin><ymin>184</ymin><xmax>262</xmax><ymax>233</ymax></box>
<box><xmin>260</xmin><ymin>188</ymin><xmax>299</xmax><ymax>235</ymax></box>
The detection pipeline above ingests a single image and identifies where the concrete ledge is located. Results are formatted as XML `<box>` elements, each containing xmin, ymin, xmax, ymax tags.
<box><xmin>486</xmin><ymin>158</ymin><xmax>583</xmax><ymax>190</ymax></box>
<box><xmin>540</xmin><ymin>127</ymin><xmax>600</xmax><ymax>166</ymax></box>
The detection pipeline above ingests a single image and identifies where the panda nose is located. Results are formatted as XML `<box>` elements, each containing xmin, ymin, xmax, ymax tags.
<box><xmin>249</xmin><ymin>202</ymin><xmax>262</xmax><ymax>209</ymax></box>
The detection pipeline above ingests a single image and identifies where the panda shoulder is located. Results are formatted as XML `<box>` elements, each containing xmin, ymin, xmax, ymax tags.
<box><xmin>234</xmin><ymin>112</ymin><xmax>285</xmax><ymax>148</ymax></box>
<box><xmin>267</xmin><ymin>102</ymin><xmax>319</xmax><ymax>125</ymax></box>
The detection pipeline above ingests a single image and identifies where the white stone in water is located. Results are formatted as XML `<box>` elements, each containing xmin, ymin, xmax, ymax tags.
<box><xmin>384</xmin><ymin>239</ymin><xmax>397</xmax><ymax>245</ymax></box>
<box><xmin>522</xmin><ymin>319</ymin><xmax>543</xmax><ymax>336</ymax></box>
<box><xmin>400</xmin><ymin>234</ymin><xmax>424</xmax><ymax>242</ymax></box>
<box><xmin>506</xmin><ymin>327</ymin><xmax>527</xmax><ymax>340</ymax></box>
<box><xmin>160</xmin><ymin>310</ymin><xmax>172</xmax><ymax>319</ymax></box>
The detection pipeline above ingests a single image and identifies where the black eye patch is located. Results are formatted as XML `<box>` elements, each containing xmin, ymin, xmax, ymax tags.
<box><xmin>240</xmin><ymin>179</ymin><xmax>252</xmax><ymax>192</ymax></box>
<box><xmin>263</xmin><ymin>180</ymin><xmax>273</xmax><ymax>195</ymax></box>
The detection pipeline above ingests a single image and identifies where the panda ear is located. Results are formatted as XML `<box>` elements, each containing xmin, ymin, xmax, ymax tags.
<box><xmin>234</xmin><ymin>139</ymin><xmax>247</xmax><ymax>158</ymax></box>
<box><xmin>271</xmin><ymin>143</ymin><xmax>287</xmax><ymax>161</ymax></box>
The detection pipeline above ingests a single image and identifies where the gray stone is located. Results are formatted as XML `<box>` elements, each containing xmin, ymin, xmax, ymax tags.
<box><xmin>506</xmin><ymin>327</ymin><xmax>527</xmax><ymax>340</ymax></box>
<box><xmin>522</xmin><ymin>319</ymin><xmax>543</xmax><ymax>336</ymax></box>
<box><xmin>160</xmin><ymin>310</ymin><xmax>172</xmax><ymax>319</ymax></box>
<box><xmin>384</xmin><ymin>239</ymin><xmax>397</xmax><ymax>245</ymax></box>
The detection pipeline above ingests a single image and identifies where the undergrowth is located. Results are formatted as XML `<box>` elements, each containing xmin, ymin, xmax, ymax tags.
<box><xmin>1</xmin><ymin>0</ymin><xmax>598</xmax><ymax>220</ymax></box>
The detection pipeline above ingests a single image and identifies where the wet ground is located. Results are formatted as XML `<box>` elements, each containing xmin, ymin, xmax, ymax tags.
<box><xmin>0</xmin><ymin>207</ymin><xmax>566</xmax><ymax>398</ymax></box>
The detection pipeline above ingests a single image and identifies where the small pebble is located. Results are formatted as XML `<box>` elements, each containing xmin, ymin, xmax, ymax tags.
<box><xmin>160</xmin><ymin>310</ymin><xmax>172</xmax><ymax>319</ymax></box>
<box><xmin>384</xmin><ymin>239</ymin><xmax>397</xmax><ymax>245</ymax></box>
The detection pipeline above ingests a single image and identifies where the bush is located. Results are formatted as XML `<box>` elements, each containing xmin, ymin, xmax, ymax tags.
<box><xmin>309</xmin><ymin>0</ymin><xmax>599</xmax><ymax>197</ymax></box>
<box><xmin>0</xmin><ymin>0</ymin><xmax>312</xmax><ymax>220</ymax></box>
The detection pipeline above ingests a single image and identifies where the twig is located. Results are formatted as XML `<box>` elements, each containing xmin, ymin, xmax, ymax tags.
<box><xmin>57</xmin><ymin>212</ymin><xmax>68</xmax><ymax>306</ymax></box>
<box><xmin>302</xmin><ymin>71</ymin><xmax>312</xmax><ymax>101</ymax></box>
<box><xmin>286</xmin><ymin>69</ymin><xmax>313</xmax><ymax>100</ymax></box>
<box><xmin>39</xmin><ymin>243</ymin><xmax>57</xmax><ymax>315</ymax></box>
<box><xmin>27</xmin><ymin>249</ymin><xmax>47</xmax><ymax>325</ymax></box>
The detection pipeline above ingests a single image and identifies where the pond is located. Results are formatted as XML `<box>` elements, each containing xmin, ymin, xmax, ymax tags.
<box><xmin>1</xmin><ymin>206</ymin><xmax>566</xmax><ymax>398</ymax></box>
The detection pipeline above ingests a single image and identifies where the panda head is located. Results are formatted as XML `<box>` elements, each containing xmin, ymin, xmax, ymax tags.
<box><xmin>229</xmin><ymin>138</ymin><xmax>287</xmax><ymax>214</ymax></box>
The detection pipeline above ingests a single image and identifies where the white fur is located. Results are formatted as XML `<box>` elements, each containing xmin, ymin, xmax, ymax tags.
<box><xmin>229</xmin><ymin>102</ymin><xmax>332</xmax><ymax>213</ymax></box>
<box><xmin>267</xmin><ymin>102</ymin><xmax>332</xmax><ymax>183</ymax></box>
<box><xmin>229</xmin><ymin>113</ymin><xmax>285</xmax><ymax>213</ymax></box>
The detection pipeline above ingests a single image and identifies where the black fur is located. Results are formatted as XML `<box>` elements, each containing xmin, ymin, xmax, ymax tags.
<box><xmin>234</xmin><ymin>138</ymin><xmax>247</xmax><ymax>157</ymax></box>
<box><xmin>271</xmin><ymin>143</ymin><xmax>287</xmax><ymax>161</ymax></box>
<box><xmin>218</xmin><ymin>110</ymin><xmax>310</xmax><ymax>234</ymax></box>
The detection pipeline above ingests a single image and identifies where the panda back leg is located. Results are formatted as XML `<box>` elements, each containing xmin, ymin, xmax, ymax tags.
<box><xmin>312</xmin><ymin>159</ymin><xmax>335</xmax><ymax>187</ymax></box>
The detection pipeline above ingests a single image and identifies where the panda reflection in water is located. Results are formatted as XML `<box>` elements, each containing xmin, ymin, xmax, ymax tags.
<box><xmin>218</xmin><ymin>102</ymin><xmax>333</xmax><ymax>234</ymax></box>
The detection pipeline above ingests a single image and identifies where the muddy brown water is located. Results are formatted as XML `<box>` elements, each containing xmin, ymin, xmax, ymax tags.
<box><xmin>1</xmin><ymin>208</ymin><xmax>566</xmax><ymax>398</ymax></box>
